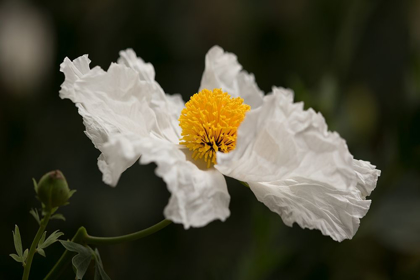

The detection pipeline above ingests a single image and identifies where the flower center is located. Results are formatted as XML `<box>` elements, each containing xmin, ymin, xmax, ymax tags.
<box><xmin>179</xmin><ymin>88</ymin><xmax>251</xmax><ymax>167</ymax></box>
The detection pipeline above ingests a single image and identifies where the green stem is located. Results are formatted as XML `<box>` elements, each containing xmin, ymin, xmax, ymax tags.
<box><xmin>22</xmin><ymin>211</ymin><xmax>52</xmax><ymax>280</ymax></box>
<box><xmin>85</xmin><ymin>219</ymin><xmax>172</xmax><ymax>245</ymax></box>
<box><xmin>44</xmin><ymin>219</ymin><xmax>171</xmax><ymax>280</ymax></box>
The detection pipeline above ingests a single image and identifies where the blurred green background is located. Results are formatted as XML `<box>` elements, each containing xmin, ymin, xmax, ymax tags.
<box><xmin>1</xmin><ymin>0</ymin><xmax>419</xmax><ymax>279</ymax></box>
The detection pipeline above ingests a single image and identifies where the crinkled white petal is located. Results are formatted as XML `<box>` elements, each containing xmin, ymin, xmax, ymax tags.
<box><xmin>200</xmin><ymin>46</ymin><xmax>264</xmax><ymax>108</ymax></box>
<box><xmin>216</xmin><ymin>87</ymin><xmax>380</xmax><ymax>241</ymax></box>
<box><xmin>117</xmin><ymin>48</ymin><xmax>155</xmax><ymax>81</ymax></box>
<box><xmin>138</xmin><ymin>137</ymin><xmax>230</xmax><ymax>228</ymax></box>
<box><xmin>117</xmin><ymin>49</ymin><xmax>183</xmax><ymax>143</ymax></box>
<box><xmin>60</xmin><ymin>55</ymin><xmax>104</xmax><ymax>102</ymax></box>
<box><xmin>97</xmin><ymin>134</ymin><xmax>143</xmax><ymax>186</ymax></box>
<box><xmin>60</xmin><ymin>51</ymin><xmax>181</xmax><ymax>186</ymax></box>
<box><xmin>249</xmin><ymin>179</ymin><xmax>371</xmax><ymax>242</ymax></box>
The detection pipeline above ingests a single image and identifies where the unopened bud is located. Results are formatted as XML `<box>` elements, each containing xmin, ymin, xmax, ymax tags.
<box><xmin>35</xmin><ymin>170</ymin><xmax>74</xmax><ymax>210</ymax></box>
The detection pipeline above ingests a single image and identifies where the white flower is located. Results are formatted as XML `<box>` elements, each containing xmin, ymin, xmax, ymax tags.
<box><xmin>60</xmin><ymin>46</ymin><xmax>380</xmax><ymax>242</ymax></box>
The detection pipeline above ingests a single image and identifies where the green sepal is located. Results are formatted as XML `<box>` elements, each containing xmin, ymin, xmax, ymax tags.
<box><xmin>68</xmin><ymin>189</ymin><xmax>77</xmax><ymax>199</ymax></box>
<box><xmin>51</xmin><ymin>213</ymin><xmax>66</xmax><ymax>221</ymax></box>
<box><xmin>239</xmin><ymin>181</ymin><xmax>250</xmax><ymax>188</ymax></box>
<box><xmin>35</xmin><ymin>170</ymin><xmax>74</xmax><ymax>210</ymax></box>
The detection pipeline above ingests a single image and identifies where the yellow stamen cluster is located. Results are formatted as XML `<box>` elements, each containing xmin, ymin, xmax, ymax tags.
<box><xmin>179</xmin><ymin>88</ymin><xmax>251</xmax><ymax>167</ymax></box>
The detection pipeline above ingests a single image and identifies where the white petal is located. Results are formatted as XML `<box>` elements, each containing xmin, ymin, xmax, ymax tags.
<box><xmin>352</xmin><ymin>159</ymin><xmax>380</xmax><ymax>197</ymax></box>
<box><xmin>249</xmin><ymin>179</ymin><xmax>371</xmax><ymax>242</ymax></box>
<box><xmin>138</xmin><ymin>137</ymin><xmax>230</xmax><ymax>228</ymax></box>
<box><xmin>117</xmin><ymin>49</ymin><xmax>155</xmax><ymax>81</ymax></box>
<box><xmin>60</xmin><ymin>55</ymin><xmax>104</xmax><ymax>102</ymax></box>
<box><xmin>97</xmin><ymin>134</ymin><xmax>142</xmax><ymax>186</ymax></box>
<box><xmin>118</xmin><ymin>49</ymin><xmax>183</xmax><ymax>143</ymax></box>
<box><xmin>60</xmin><ymin>54</ymin><xmax>181</xmax><ymax>186</ymax></box>
<box><xmin>200</xmin><ymin>46</ymin><xmax>263</xmax><ymax>108</ymax></box>
<box><xmin>216</xmin><ymin>87</ymin><xmax>380</xmax><ymax>241</ymax></box>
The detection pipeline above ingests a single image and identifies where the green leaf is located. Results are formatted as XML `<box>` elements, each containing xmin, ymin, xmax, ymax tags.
<box><xmin>51</xmin><ymin>213</ymin><xmax>66</xmax><ymax>221</ymax></box>
<box><xmin>9</xmin><ymin>253</ymin><xmax>21</xmax><ymax>263</ymax></box>
<box><xmin>93</xmin><ymin>248</ymin><xmax>111</xmax><ymax>280</ymax></box>
<box><xmin>41</xmin><ymin>230</ymin><xmax>64</xmax><ymax>249</ymax></box>
<box><xmin>60</xmin><ymin>240</ymin><xmax>93</xmax><ymax>279</ymax></box>
<box><xmin>36</xmin><ymin>230</ymin><xmax>64</xmax><ymax>257</ymax></box>
<box><xmin>38</xmin><ymin>230</ymin><xmax>64</xmax><ymax>250</ymax></box>
<box><xmin>22</xmin><ymin>249</ymin><xmax>28</xmax><ymax>262</ymax></box>
<box><xmin>29</xmin><ymin>208</ymin><xmax>41</xmax><ymax>225</ymax></box>
<box><xmin>38</xmin><ymin>232</ymin><xmax>47</xmax><ymax>248</ymax></box>
<box><xmin>12</xmin><ymin>225</ymin><xmax>23</xmax><ymax>257</ymax></box>
<box><xmin>37</xmin><ymin>248</ymin><xmax>46</xmax><ymax>257</ymax></box>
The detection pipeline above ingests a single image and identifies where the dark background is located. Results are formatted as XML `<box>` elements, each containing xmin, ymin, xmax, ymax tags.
<box><xmin>1</xmin><ymin>0</ymin><xmax>420</xmax><ymax>279</ymax></box>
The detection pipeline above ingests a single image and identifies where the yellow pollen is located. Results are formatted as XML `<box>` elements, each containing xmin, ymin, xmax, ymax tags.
<box><xmin>179</xmin><ymin>88</ymin><xmax>251</xmax><ymax>168</ymax></box>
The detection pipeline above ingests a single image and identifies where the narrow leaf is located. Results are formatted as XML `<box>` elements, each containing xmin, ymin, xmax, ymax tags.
<box><xmin>38</xmin><ymin>232</ymin><xmax>47</xmax><ymax>248</ymax></box>
<box><xmin>9</xmin><ymin>253</ymin><xmax>22</xmax><ymax>263</ymax></box>
<box><xmin>12</xmin><ymin>225</ymin><xmax>23</xmax><ymax>257</ymax></box>
<box><xmin>29</xmin><ymin>208</ymin><xmax>41</xmax><ymax>225</ymax></box>
<box><xmin>51</xmin><ymin>213</ymin><xmax>66</xmax><ymax>221</ymax></box>
<box><xmin>37</xmin><ymin>248</ymin><xmax>46</xmax><ymax>257</ymax></box>
<box><xmin>22</xmin><ymin>249</ymin><xmax>28</xmax><ymax>262</ymax></box>
<box><xmin>41</xmin><ymin>230</ymin><xmax>64</xmax><ymax>249</ymax></box>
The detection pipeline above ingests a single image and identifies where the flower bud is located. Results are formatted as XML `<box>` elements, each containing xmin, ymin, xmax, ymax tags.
<box><xmin>35</xmin><ymin>170</ymin><xmax>74</xmax><ymax>210</ymax></box>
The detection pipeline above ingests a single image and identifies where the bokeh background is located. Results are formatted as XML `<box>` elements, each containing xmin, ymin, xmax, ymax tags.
<box><xmin>1</xmin><ymin>0</ymin><xmax>419</xmax><ymax>279</ymax></box>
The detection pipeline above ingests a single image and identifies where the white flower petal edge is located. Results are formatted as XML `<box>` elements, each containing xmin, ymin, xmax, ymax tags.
<box><xmin>60</xmin><ymin>49</ymin><xmax>231</xmax><ymax>227</ymax></box>
<box><xmin>216</xmin><ymin>87</ymin><xmax>380</xmax><ymax>241</ymax></box>
<box><xmin>200</xmin><ymin>46</ymin><xmax>264</xmax><ymax>109</ymax></box>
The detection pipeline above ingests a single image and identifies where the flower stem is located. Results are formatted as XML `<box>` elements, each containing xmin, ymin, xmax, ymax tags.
<box><xmin>22</xmin><ymin>211</ymin><xmax>52</xmax><ymax>280</ymax></box>
<box><xmin>85</xmin><ymin>219</ymin><xmax>172</xmax><ymax>245</ymax></box>
<box><xmin>43</xmin><ymin>219</ymin><xmax>172</xmax><ymax>280</ymax></box>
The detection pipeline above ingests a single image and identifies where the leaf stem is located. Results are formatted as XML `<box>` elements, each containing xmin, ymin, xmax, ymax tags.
<box><xmin>43</xmin><ymin>219</ymin><xmax>171</xmax><ymax>280</ymax></box>
<box><xmin>22</xmin><ymin>211</ymin><xmax>51</xmax><ymax>280</ymax></box>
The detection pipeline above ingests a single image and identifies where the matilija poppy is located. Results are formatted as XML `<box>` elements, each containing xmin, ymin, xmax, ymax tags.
<box><xmin>60</xmin><ymin>46</ymin><xmax>380</xmax><ymax>242</ymax></box>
